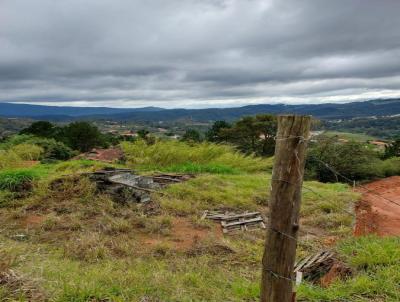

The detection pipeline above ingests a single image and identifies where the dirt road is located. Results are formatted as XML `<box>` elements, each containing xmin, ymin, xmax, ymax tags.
<box><xmin>354</xmin><ymin>176</ymin><xmax>400</xmax><ymax>236</ymax></box>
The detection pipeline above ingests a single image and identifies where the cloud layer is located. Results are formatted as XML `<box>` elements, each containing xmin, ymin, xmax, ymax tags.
<box><xmin>1</xmin><ymin>0</ymin><xmax>400</xmax><ymax>108</ymax></box>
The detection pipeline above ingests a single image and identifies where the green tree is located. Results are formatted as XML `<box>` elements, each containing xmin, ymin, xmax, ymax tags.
<box><xmin>221</xmin><ymin>114</ymin><xmax>277</xmax><ymax>156</ymax></box>
<box><xmin>181</xmin><ymin>129</ymin><xmax>202</xmax><ymax>142</ymax></box>
<box><xmin>206</xmin><ymin>120</ymin><xmax>231</xmax><ymax>142</ymax></box>
<box><xmin>62</xmin><ymin>122</ymin><xmax>104</xmax><ymax>152</ymax></box>
<box><xmin>306</xmin><ymin>137</ymin><xmax>381</xmax><ymax>182</ymax></box>
<box><xmin>137</xmin><ymin>129</ymin><xmax>150</xmax><ymax>139</ymax></box>
<box><xmin>20</xmin><ymin>121</ymin><xmax>57</xmax><ymax>138</ymax></box>
<box><xmin>383</xmin><ymin>138</ymin><xmax>400</xmax><ymax>159</ymax></box>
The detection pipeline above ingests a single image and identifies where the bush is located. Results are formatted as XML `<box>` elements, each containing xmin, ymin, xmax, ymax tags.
<box><xmin>0</xmin><ymin>135</ymin><xmax>75</xmax><ymax>161</ymax></box>
<box><xmin>0</xmin><ymin>134</ymin><xmax>34</xmax><ymax>150</ymax></box>
<box><xmin>306</xmin><ymin>139</ymin><xmax>382</xmax><ymax>182</ymax></box>
<box><xmin>378</xmin><ymin>157</ymin><xmax>400</xmax><ymax>177</ymax></box>
<box><xmin>27</xmin><ymin>138</ymin><xmax>76</xmax><ymax>160</ymax></box>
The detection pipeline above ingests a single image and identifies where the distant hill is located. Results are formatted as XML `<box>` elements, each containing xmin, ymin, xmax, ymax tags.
<box><xmin>0</xmin><ymin>103</ymin><xmax>163</xmax><ymax>117</ymax></box>
<box><xmin>1</xmin><ymin>99</ymin><xmax>400</xmax><ymax>122</ymax></box>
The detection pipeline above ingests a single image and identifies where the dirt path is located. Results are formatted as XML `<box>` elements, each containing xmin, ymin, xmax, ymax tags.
<box><xmin>354</xmin><ymin>176</ymin><xmax>400</xmax><ymax>236</ymax></box>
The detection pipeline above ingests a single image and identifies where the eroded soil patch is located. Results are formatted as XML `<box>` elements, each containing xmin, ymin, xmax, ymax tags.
<box><xmin>355</xmin><ymin>176</ymin><xmax>400</xmax><ymax>236</ymax></box>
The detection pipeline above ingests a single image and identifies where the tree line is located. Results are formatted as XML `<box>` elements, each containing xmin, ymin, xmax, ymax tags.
<box><xmin>18</xmin><ymin>117</ymin><xmax>400</xmax><ymax>183</ymax></box>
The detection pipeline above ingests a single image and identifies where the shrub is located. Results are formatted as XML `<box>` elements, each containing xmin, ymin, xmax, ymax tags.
<box><xmin>27</xmin><ymin>138</ymin><xmax>76</xmax><ymax>160</ymax></box>
<box><xmin>0</xmin><ymin>134</ymin><xmax>34</xmax><ymax>150</ymax></box>
<box><xmin>379</xmin><ymin>157</ymin><xmax>400</xmax><ymax>177</ymax></box>
<box><xmin>306</xmin><ymin>139</ymin><xmax>382</xmax><ymax>182</ymax></box>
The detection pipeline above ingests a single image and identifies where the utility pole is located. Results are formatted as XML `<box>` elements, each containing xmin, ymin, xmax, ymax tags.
<box><xmin>260</xmin><ymin>115</ymin><xmax>311</xmax><ymax>302</ymax></box>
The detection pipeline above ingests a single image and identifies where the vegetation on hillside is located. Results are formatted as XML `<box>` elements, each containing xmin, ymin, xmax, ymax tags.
<box><xmin>305</xmin><ymin>136</ymin><xmax>400</xmax><ymax>182</ymax></box>
<box><xmin>121</xmin><ymin>139</ymin><xmax>272</xmax><ymax>173</ymax></box>
<box><xmin>0</xmin><ymin>117</ymin><xmax>399</xmax><ymax>301</ymax></box>
<box><xmin>20</xmin><ymin>121</ymin><xmax>107</xmax><ymax>152</ymax></box>
<box><xmin>205</xmin><ymin>115</ymin><xmax>277</xmax><ymax>156</ymax></box>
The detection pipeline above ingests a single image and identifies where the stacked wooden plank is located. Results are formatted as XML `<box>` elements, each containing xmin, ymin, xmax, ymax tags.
<box><xmin>294</xmin><ymin>250</ymin><xmax>336</xmax><ymax>282</ymax></box>
<box><xmin>202</xmin><ymin>210</ymin><xmax>266</xmax><ymax>233</ymax></box>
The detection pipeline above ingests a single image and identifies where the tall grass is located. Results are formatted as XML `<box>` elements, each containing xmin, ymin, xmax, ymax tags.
<box><xmin>9</xmin><ymin>144</ymin><xmax>43</xmax><ymax>161</ymax></box>
<box><xmin>121</xmin><ymin>140</ymin><xmax>272</xmax><ymax>173</ymax></box>
<box><xmin>0</xmin><ymin>150</ymin><xmax>22</xmax><ymax>169</ymax></box>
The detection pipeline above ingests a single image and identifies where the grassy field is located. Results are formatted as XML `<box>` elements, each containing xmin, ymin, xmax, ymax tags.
<box><xmin>322</xmin><ymin>131</ymin><xmax>377</xmax><ymax>142</ymax></box>
<box><xmin>0</xmin><ymin>140</ymin><xmax>398</xmax><ymax>301</ymax></box>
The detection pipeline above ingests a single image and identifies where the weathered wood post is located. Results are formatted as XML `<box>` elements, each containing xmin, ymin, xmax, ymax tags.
<box><xmin>260</xmin><ymin>115</ymin><xmax>311</xmax><ymax>302</ymax></box>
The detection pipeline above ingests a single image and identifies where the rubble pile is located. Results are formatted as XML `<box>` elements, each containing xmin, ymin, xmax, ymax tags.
<box><xmin>75</xmin><ymin>148</ymin><xmax>124</xmax><ymax>163</ymax></box>
<box><xmin>84</xmin><ymin>168</ymin><xmax>194</xmax><ymax>203</ymax></box>
<box><xmin>86</xmin><ymin>168</ymin><xmax>160</xmax><ymax>203</ymax></box>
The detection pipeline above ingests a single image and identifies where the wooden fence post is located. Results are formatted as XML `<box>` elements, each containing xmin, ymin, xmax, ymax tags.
<box><xmin>260</xmin><ymin>115</ymin><xmax>311</xmax><ymax>302</ymax></box>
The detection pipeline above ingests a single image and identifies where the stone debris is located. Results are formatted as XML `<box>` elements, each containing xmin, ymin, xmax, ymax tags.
<box><xmin>86</xmin><ymin>168</ymin><xmax>160</xmax><ymax>203</ymax></box>
<box><xmin>85</xmin><ymin>168</ymin><xmax>194</xmax><ymax>203</ymax></box>
<box><xmin>75</xmin><ymin>148</ymin><xmax>124</xmax><ymax>163</ymax></box>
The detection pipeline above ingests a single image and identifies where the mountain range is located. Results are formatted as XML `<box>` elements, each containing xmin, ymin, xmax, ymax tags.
<box><xmin>1</xmin><ymin>99</ymin><xmax>400</xmax><ymax>122</ymax></box>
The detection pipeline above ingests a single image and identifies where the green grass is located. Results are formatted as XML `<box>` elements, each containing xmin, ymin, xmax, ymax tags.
<box><xmin>323</xmin><ymin>131</ymin><xmax>376</xmax><ymax>142</ymax></box>
<box><xmin>157</xmin><ymin>174</ymin><xmax>357</xmax><ymax>238</ymax></box>
<box><xmin>0</xmin><ymin>169</ymin><xmax>41</xmax><ymax>191</ymax></box>
<box><xmin>2</xmin><ymin>235</ymin><xmax>399</xmax><ymax>301</ymax></box>
<box><xmin>121</xmin><ymin>140</ymin><xmax>273</xmax><ymax>173</ymax></box>
<box><xmin>164</xmin><ymin>162</ymin><xmax>240</xmax><ymax>174</ymax></box>
<box><xmin>298</xmin><ymin>236</ymin><xmax>400</xmax><ymax>301</ymax></box>
<box><xmin>0</xmin><ymin>139</ymin><xmax>397</xmax><ymax>302</ymax></box>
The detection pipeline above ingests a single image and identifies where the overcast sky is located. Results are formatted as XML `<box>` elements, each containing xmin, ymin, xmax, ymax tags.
<box><xmin>1</xmin><ymin>0</ymin><xmax>400</xmax><ymax>108</ymax></box>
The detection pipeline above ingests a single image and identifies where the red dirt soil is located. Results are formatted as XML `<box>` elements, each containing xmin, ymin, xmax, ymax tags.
<box><xmin>354</xmin><ymin>176</ymin><xmax>400</xmax><ymax>237</ymax></box>
<box><xmin>75</xmin><ymin>148</ymin><xmax>124</xmax><ymax>163</ymax></box>
<box><xmin>22</xmin><ymin>214</ymin><xmax>46</xmax><ymax>228</ymax></box>
<box><xmin>141</xmin><ymin>217</ymin><xmax>222</xmax><ymax>251</ymax></box>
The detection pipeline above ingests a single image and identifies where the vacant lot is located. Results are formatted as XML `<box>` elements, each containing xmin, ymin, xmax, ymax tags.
<box><xmin>0</xmin><ymin>141</ymin><xmax>399</xmax><ymax>301</ymax></box>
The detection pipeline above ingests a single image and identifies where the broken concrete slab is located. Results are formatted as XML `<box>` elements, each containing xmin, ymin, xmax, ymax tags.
<box><xmin>82</xmin><ymin>168</ymin><xmax>195</xmax><ymax>204</ymax></box>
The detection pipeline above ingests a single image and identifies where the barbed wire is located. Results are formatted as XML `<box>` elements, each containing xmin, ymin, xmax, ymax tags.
<box><xmin>312</xmin><ymin>157</ymin><xmax>400</xmax><ymax>208</ymax></box>
<box><xmin>265</xmin><ymin>268</ymin><xmax>295</xmax><ymax>282</ymax></box>
<box><xmin>263</xmin><ymin>134</ymin><xmax>400</xmax><ymax>293</ymax></box>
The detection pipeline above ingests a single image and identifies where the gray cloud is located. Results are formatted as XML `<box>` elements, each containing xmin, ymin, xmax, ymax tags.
<box><xmin>1</xmin><ymin>0</ymin><xmax>400</xmax><ymax>108</ymax></box>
